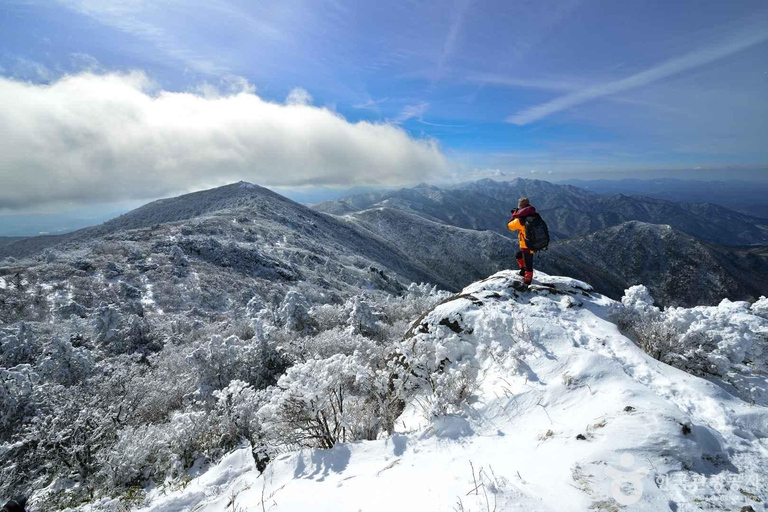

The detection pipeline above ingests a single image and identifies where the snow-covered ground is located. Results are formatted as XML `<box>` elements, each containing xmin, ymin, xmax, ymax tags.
<box><xmin>136</xmin><ymin>271</ymin><xmax>768</xmax><ymax>512</ymax></box>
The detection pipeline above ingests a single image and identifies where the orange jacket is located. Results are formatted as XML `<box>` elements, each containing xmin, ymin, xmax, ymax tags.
<box><xmin>507</xmin><ymin>218</ymin><xmax>531</xmax><ymax>251</ymax></box>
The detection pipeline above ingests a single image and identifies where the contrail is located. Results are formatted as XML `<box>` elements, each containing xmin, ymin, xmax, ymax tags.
<box><xmin>507</xmin><ymin>24</ymin><xmax>768</xmax><ymax>125</ymax></box>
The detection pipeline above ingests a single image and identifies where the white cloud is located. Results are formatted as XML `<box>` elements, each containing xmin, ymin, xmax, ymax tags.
<box><xmin>285</xmin><ymin>87</ymin><xmax>313</xmax><ymax>105</ymax></box>
<box><xmin>433</xmin><ymin>167</ymin><xmax>512</xmax><ymax>186</ymax></box>
<box><xmin>435</xmin><ymin>0</ymin><xmax>474</xmax><ymax>79</ymax></box>
<box><xmin>55</xmin><ymin>0</ymin><xmax>290</xmax><ymax>75</ymax></box>
<box><xmin>69</xmin><ymin>52</ymin><xmax>101</xmax><ymax>72</ymax></box>
<box><xmin>507</xmin><ymin>24</ymin><xmax>768</xmax><ymax>125</ymax></box>
<box><xmin>192</xmin><ymin>75</ymin><xmax>256</xmax><ymax>99</ymax></box>
<box><xmin>55</xmin><ymin>0</ymin><xmax>224</xmax><ymax>74</ymax></box>
<box><xmin>11</xmin><ymin>57</ymin><xmax>53</xmax><ymax>82</ymax></box>
<box><xmin>353</xmin><ymin>97</ymin><xmax>389</xmax><ymax>112</ymax></box>
<box><xmin>467</xmin><ymin>73</ymin><xmax>582</xmax><ymax>92</ymax></box>
<box><xmin>393</xmin><ymin>102</ymin><xmax>429</xmax><ymax>124</ymax></box>
<box><xmin>0</xmin><ymin>72</ymin><xmax>449</xmax><ymax>210</ymax></box>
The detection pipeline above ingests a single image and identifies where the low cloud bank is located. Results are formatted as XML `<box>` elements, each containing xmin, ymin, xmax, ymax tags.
<box><xmin>0</xmin><ymin>72</ymin><xmax>448</xmax><ymax>210</ymax></box>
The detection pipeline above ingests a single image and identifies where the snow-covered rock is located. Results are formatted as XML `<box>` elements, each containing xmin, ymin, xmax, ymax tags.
<box><xmin>138</xmin><ymin>271</ymin><xmax>768</xmax><ymax>512</ymax></box>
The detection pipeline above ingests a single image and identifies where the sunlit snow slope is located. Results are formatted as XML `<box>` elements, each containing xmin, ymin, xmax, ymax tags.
<box><xmin>140</xmin><ymin>271</ymin><xmax>768</xmax><ymax>512</ymax></box>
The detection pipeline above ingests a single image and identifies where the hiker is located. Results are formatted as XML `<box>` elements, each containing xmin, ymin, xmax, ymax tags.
<box><xmin>507</xmin><ymin>197</ymin><xmax>546</xmax><ymax>287</ymax></box>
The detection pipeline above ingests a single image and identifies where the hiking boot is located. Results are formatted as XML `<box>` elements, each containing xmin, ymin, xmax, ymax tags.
<box><xmin>524</xmin><ymin>271</ymin><xmax>534</xmax><ymax>285</ymax></box>
<box><xmin>517</xmin><ymin>268</ymin><xmax>525</xmax><ymax>276</ymax></box>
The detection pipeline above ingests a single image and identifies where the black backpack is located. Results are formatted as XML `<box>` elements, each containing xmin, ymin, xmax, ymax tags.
<box><xmin>524</xmin><ymin>214</ymin><xmax>550</xmax><ymax>251</ymax></box>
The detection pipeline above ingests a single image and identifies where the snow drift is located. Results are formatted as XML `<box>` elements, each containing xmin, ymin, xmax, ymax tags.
<box><xmin>133</xmin><ymin>271</ymin><xmax>768</xmax><ymax>512</ymax></box>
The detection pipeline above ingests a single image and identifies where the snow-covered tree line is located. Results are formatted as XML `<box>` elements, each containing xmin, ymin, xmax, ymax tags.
<box><xmin>0</xmin><ymin>247</ymin><xmax>451</xmax><ymax>508</ymax></box>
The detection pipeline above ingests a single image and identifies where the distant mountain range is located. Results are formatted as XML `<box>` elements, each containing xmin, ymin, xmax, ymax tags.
<box><xmin>542</xmin><ymin>221</ymin><xmax>768</xmax><ymax>307</ymax></box>
<box><xmin>315</xmin><ymin>178</ymin><xmax>768</xmax><ymax>247</ymax></box>
<box><xmin>2</xmin><ymin>179</ymin><xmax>767</xmax><ymax>307</ymax></box>
<box><xmin>315</xmin><ymin>178</ymin><xmax>768</xmax><ymax>306</ymax></box>
<box><xmin>562</xmin><ymin>178</ymin><xmax>768</xmax><ymax>219</ymax></box>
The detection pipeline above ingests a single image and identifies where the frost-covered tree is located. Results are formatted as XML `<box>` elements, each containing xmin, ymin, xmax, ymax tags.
<box><xmin>0</xmin><ymin>330</ymin><xmax>35</xmax><ymax>367</ymax></box>
<box><xmin>187</xmin><ymin>334</ymin><xmax>286</xmax><ymax>392</ymax></box>
<box><xmin>277</xmin><ymin>290</ymin><xmax>313</xmax><ymax>333</ymax></box>
<box><xmin>37</xmin><ymin>336</ymin><xmax>93</xmax><ymax>385</ymax></box>
<box><xmin>0</xmin><ymin>364</ymin><xmax>39</xmax><ymax>438</ymax></box>
<box><xmin>213</xmin><ymin>380</ymin><xmax>270</xmax><ymax>472</ymax></box>
<box><xmin>93</xmin><ymin>303</ymin><xmax>123</xmax><ymax>343</ymax></box>
<box><xmin>100</xmin><ymin>408</ymin><xmax>217</xmax><ymax>488</ymax></box>
<box><xmin>259</xmin><ymin>354</ymin><xmax>379</xmax><ymax>449</ymax></box>
<box><xmin>347</xmin><ymin>296</ymin><xmax>379</xmax><ymax>337</ymax></box>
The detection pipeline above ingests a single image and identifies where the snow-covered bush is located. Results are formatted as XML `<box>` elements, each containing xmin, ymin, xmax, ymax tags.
<box><xmin>616</xmin><ymin>285</ymin><xmax>659</xmax><ymax>331</ymax></box>
<box><xmin>259</xmin><ymin>354</ymin><xmax>382</xmax><ymax>449</ymax></box>
<box><xmin>213</xmin><ymin>380</ymin><xmax>271</xmax><ymax>472</ymax></box>
<box><xmin>246</xmin><ymin>297</ymin><xmax>281</xmax><ymax>342</ymax></box>
<box><xmin>168</xmin><ymin>245</ymin><xmax>189</xmax><ymax>276</ymax></box>
<box><xmin>380</xmin><ymin>282</ymin><xmax>451</xmax><ymax>325</ymax></box>
<box><xmin>278</xmin><ymin>290</ymin><xmax>314</xmax><ymax>332</ymax></box>
<box><xmin>394</xmin><ymin>300</ymin><xmax>543</xmax><ymax>420</ymax></box>
<box><xmin>347</xmin><ymin>296</ymin><xmax>380</xmax><ymax>337</ymax></box>
<box><xmin>100</xmin><ymin>409</ymin><xmax>220</xmax><ymax>489</ymax></box>
<box><xmin>37</xmin><ymin>336</ymin><xmax>93</xmax><ymax>385</ymax></box>
<box><xmin>284</xmin><ymin>327</ymin><xmax>375</xmax><ymax>362</ymax></box>
<box><xmin>0</xmin><ymin>364</ymin><xmax>39</xmax><ymax>437</ymax></box>
<box><xmin>753</xmin><ymin>296</ymin><xmax>768</xmax><ymax>319</ymax></box>
<box><xmin>0</xmin><ymin>330</ymin><xmax>37</xmax><ymax>367</ymax></box>
<box><xmin>98</xmin><ymin>350</ymin><xmax>195</xmax><ymax>427</ymax></box>
<box><xmin>92</xmin><ymin>306</ymin><xmax>158</xmax><ymax>355</ymax></box>
<box><xmin>309</xmin><ymin>303</ymin><xmax>348</xmax><ymax>332</ymax></box>
<box><xmin>93</xmin><ymin>303</ymin><xmax>123</xmax><ymax>343</ymax></box>
<box><xmin>187</xmin><ymin>334</ymin><xmax>287</xmax><ymax>392</ymax></box>
<box><xmin>412</xmin><ymin>363</ymin><xmax>477</xmax><ymax>419</ymax></box>
<box><xmin>103</xmin><ymin>261</ymin><xmax>123</xmax><ymax>279</ymax></box>
<box><xmin>56</xmin><ymin>300</ymin><xmax>88</xmax><ymax>319</ymax></box>
<box><xmin>618</xmin><ymin>287</ymin><xmax>768</xmax><ymax>377</ymax></box>
<box><xmin>395</xmin><ymin>320</ymin><xmax>479</xmax><ymax>418</ymax></box>
<box><xmin>11</xmin><ymin>383</ymin><xmax>118</xmax><ymax>496</ymax></box>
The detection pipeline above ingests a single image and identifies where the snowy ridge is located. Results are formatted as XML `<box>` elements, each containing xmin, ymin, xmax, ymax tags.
<box><xmin>314</xmin><ymin>178</ymin><xmax>768</xmax><ymax>247</ymax></box>
<box><xmin>138</xmin><ymin>271</ymin><xmax>768</xmax><ymax>512</ymax></box>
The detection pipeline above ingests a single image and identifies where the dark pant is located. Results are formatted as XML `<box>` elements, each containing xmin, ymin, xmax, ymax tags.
<box><xmin>515</xmin><ymin>249</ymin><xmax>534</xmax><ymax>271</ymax></box>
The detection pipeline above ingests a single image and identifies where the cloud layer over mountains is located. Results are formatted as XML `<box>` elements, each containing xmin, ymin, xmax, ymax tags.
<box><xmin>0</xmin><ymin>72</ymin><xmax>448</xmax><ymax>210</ymax></box>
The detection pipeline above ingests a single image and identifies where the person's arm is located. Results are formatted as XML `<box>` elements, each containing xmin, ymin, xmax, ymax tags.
<box><xmin>507</xmin><ymin>218</ymin><xmax>522</xmax><ymax>232</ymax></box>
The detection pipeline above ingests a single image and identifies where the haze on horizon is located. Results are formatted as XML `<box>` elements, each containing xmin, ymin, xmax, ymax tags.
<box><xmin>1</xmin><ymin>0</ymin><xmax>767</xmax><ymax>218</ymax></box>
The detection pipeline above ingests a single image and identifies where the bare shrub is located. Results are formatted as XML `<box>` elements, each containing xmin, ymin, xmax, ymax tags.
<box><xmin>628</xmin><ymin>316</ymin><xmax>681</xmax><ymax>362</ymax></box>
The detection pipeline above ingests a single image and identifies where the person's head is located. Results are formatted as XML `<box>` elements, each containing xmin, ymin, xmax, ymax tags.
<box><xmin>518</xmin><ymin>197</ymin><xmax>530</xmax><ymax>209</ymax></box>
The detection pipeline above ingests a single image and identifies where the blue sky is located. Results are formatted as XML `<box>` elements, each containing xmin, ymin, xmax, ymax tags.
<box><xmin>0</xmin><ymin>0</ymin><xmax>767</xmax><ymax>214</ymax></box>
